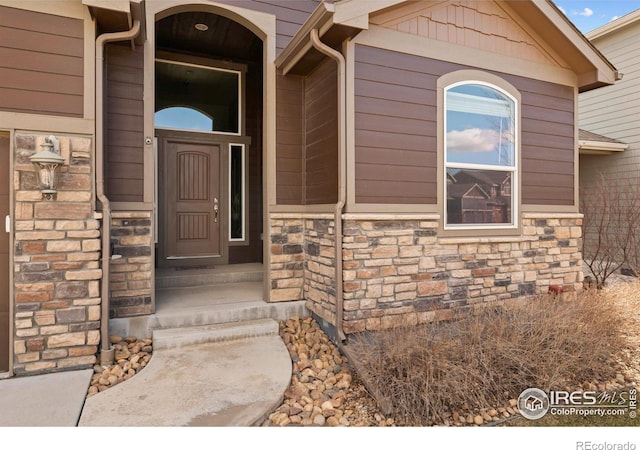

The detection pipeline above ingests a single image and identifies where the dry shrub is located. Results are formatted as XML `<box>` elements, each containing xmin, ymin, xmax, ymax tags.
<box><xmin>350</xmin><ymin>288</ymin><xmax>630</xmax><ymax>426</ymax></box>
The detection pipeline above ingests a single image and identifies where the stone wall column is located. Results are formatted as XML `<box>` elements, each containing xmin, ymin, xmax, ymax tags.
<box><xmin>109</xmin><ymin>212</ymin><xmax>153</xmax><ymax>317</ymax></box>
<box><xmin>13</xmin><ymin>133</ymin><xmax>100</xmax><ymax>374</ymax></box>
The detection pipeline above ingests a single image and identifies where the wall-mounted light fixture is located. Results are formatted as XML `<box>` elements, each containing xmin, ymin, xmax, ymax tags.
<box><xmin>30</xmin><ymin>135</ymin><xmax>65</xmax><ymax>201</ymax></box>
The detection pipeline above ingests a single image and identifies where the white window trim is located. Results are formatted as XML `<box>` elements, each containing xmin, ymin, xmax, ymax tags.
<box><xmin>443</xmin><ymin>80</ymin><xmax>519</xmax><ymax>231</ymax></box>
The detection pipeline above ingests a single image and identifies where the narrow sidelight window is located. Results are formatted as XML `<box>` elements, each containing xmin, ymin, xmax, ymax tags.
<box><xmin>229</xmin><ymin>144</ymin><xmax>245</xmax><ymax>241</ymax></box>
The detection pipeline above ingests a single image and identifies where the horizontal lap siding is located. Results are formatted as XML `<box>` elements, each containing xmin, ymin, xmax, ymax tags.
<box><xmin>276</xmin><ymin>74</ymin><xmax>304</xmax><ymax>204</ymax></box>
<box><xmin>502</xmin><ymin>73</ymin><xmax>574</xmax><ymax>205</ymax></box>
<box><xmin>305</xmin><ymin>59</ymin><xmax>338</xmax><ymax>204</ymax></box>
<box><xmin>354</xmin><ymin>45</ymin><xmax>438</xmax><ymax>204</ymax></box>
<box><xmin>216</xmin><ymin>1</ymin><xmax>318</xmax><ymax>55</ymax></box>
<box><xmin>0</xmin><ymin>6</ymin><xmax>83</xmax><ymax>117</ymax></box>
<box><xmin>354</xmin><ymin>44</ymin><xmax>575</xmax><ymax>206</ymax></box>
<box><xmin>579</xmin><ymin>22</ymin><xmax>640</xmax><ymax>185</ymax></box>
<box><xmin>106</xmin><ymin>43</ymin><xmax>144</xmax><ymax>202</ymax></box>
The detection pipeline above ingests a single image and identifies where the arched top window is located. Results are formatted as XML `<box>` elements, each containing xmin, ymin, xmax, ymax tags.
<box><xmin>155</xmin><ymin>106</ymin><xmax>213</xmax><ymax>132</ymax></box>
<box><xmin>444</xmin><ymin>81</ymin><xmax>518</xmax><ymax>229</ymax></box>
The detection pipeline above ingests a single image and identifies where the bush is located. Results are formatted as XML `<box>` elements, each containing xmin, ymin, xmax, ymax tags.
<box><xmin>349</xmin><ymin>289</ymin><xmax>630</xmax><ymax>426</ymax></box>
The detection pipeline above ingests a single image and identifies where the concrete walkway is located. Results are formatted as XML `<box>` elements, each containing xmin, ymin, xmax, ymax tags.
<box><xmin>0</xmin><ymin>369</ymin><xmax>93</xmax><ymax>426</ymax></box>
<box><xmin>0</xmin><ymin>335</ymin><xmax>292</xmax><ymax>427</ymax></box>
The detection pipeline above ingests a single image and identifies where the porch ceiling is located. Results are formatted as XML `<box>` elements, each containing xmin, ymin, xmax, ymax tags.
<box><xmin>156</xmin><ymin>12</ymin><xmax>261</xmax><ymax>62</ymax></box>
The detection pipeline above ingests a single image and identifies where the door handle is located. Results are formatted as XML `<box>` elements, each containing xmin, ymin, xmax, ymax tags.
<box><xmin>214</xmin><ymin>198</ymin><xmax>219</xmax><ymax>223</ymax></box>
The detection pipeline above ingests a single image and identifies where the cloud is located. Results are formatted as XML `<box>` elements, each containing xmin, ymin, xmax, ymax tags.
<box><xmin>558</xmin><ymin>5</ymin><xmax>566</xmax><ymax>15</ymax></box>
<box><xmin>574</xmin><ymin>7</ymin><xmax>594</xmax><ymax>17</ymax></box>
<box><xmin>447</xmin><ymin>128</ymin><xmax>500</xmax><ymax>153</ymax></box>
<box><xmin>611</xmin><ymin>15</ymin><xmax>620</xmax><ymax>21</ymax></box>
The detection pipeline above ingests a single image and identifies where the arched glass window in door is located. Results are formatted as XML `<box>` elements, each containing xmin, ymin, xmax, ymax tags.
<box><xmin>155</xmin><ymin>107</ymin><xmax>213</xmax><ymax>132</ymax></box>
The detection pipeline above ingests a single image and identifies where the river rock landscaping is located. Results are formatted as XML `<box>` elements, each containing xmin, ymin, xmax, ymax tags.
<box><xmin>86</xmin><ymin>335</ymin><xmax>153</xmax><ymax>397</ymax></box>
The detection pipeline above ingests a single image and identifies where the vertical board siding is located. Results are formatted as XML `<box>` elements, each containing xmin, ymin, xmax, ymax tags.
<box><xmin>105</xmin><ymin>43</ymin><xmax>145</xmax><ymax>202</ymax></box>
<box><xmin>304</xmin><ymin>58</ymin><xmax>338</xmax><ymax>204</ymax></box>
<box><xmin>276</xmin><ymin>73</ymin><xmax>304</xmax><ymax>204</ymax></box>
<box><xmin>0</xmin><ymin>6</ymin><xmax>83</xmax><ymax>117</ymax></box>
<box><xmin>579</xmin><ymin>21</ymin><xmax>640</xmax><ymax>184</ymax></box>
<box><xmin>354</xmin><ymin>44</ymin><xmax>575</xmax><ymax>206</ymax></box>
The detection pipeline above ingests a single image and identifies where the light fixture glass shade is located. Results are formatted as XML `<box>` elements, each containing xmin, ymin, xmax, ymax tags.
<box><xmin>30</xmin><ymin>139</ymin><xmax>65</xmax><ymax>199</ymax></box>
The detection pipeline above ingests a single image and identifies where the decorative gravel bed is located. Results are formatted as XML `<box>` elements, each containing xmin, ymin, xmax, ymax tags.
<box><xmin>86</xmin><ymin>335</ymin><xmax>153</xmax><ymax>397</ymax></box>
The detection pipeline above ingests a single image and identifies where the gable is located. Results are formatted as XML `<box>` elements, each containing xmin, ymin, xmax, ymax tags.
<box><xmin>370</xmin><ymin>0</ymin><xmax>570</xmax><ymax>69</ymax></box>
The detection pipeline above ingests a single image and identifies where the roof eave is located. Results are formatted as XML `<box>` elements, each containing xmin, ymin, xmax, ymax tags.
<box><xmin>83</xmin><ymin>0</ymin><xmax>146</xmax><ymax>45</ymax></box>
<box><xmin>579</xmin><ymin>140</ymin><xmax>628</xmax><ymax>155</ymax></box>
<box><xmin>515</xmin><ymin>1</ymin><xmax>619</xmax><ymax>92</ymax></box>
<box><xmin>586</xmin><ymin>9</ymin><xmax>640</xmax><ymax>40</ymax></box>
<box><xmin>276</xmin><ymin>1</ymin><xmax>385</xmax><ymax>76</ymax></box>
<box><xmin>275</xmin><ymin>3</ymin><xmax>336</xmax><ymax>75</ymax></box>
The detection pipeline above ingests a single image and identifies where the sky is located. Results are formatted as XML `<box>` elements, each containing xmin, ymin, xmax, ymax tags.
<box><xmin>553</xmin><ymin>0</ymin><xmax>640</xmax><ymax>33</ymax></box>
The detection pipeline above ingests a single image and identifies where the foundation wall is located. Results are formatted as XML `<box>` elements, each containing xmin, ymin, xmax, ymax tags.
<box><xmin>269</xmin><ymin>212</ymin><xmax>583</xmax><ymax>335</ymax></box>
<box><xmin>109</xmin><ymin>211</ymin><xmax>153</xmax><ymax>318</ymax></box>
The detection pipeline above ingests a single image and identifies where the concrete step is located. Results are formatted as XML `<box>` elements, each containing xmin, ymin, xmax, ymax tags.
<box><xmin>152</xmin><ymin>318</ymin><xmax>280</xmax><ymax>350</ymax></box>
<box><xmin>155</xmin><ymin>264</ymin><xmax>263</xmax><ymax>289</ymax></box>
<box><xmin>153</xmin><ymin>299</ymin><xmax>308</xmax><ymax>331</ymax></box>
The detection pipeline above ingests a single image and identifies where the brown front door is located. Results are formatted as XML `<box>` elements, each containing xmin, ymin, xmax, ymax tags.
<box><xmin>0</xmin><ymin>133</ymin><xmax>9</xmax><ymax>372</ymax></box>
<box><xmin>160</xmin><ymin>134</ymin><xmax>225</xmax><ymax>266</ymax></box>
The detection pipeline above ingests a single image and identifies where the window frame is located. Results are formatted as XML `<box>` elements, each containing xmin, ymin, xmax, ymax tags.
<box><xmin>154</xmin><ymin>58</ymin><xmax>243</xmax><ymax>136</ymax></box>
<box><xmin>442</xmin><ymin>78</ymin><xmax>520</xmax><ymax>231</ymax></box>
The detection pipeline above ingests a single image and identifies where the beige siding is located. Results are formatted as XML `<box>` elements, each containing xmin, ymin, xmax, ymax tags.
<box><xmin>0</xmin><ymin>5</ymin><xmax>84</xmax><ymax>117</ymax></box>
<box><xmin>370</xmin><ymin>0</ymin><xmax>568</xmax><ymax>69</ymax></box>
<box><xmin>579</xmin><ymin>21</ymin><xmax>640</xmax><ymax>186</ymax></box>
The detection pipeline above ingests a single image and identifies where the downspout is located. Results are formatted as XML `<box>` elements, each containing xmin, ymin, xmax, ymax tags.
<box><xmin>95</xmin><ymin>20</ymin><xmax>141</xmax><ymax>366</ymax></box>
<box><xmin>310</xmin><ymin>29</ymin><xmax>347</xmax><ymax>342</ymax></box>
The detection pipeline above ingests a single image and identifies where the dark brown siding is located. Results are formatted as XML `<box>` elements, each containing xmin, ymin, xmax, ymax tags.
<box><xmin>354</xmin><ymin>44</ymin><xmax>575</xmax><ymax>206</ymax></box>
<box><xmin>511</xmin><ymin>79</ymin><xmax>574</xmax><ymax>205</ymax></box>
<box><xmin>214</xmin><ymin>1</ymin><xmax>318</xmax><ymax>54</ymax></box>
<box><xmin>354</xmin><ymin>45</ymin><xmax>438</xmax><ymax>204</ymax></box>
<box><xmin>276</xmin><ymin>73</ymin><xmax>304</xmax><ymax>205</ymax></box>
<box><xmin>304</xmin><ymin>59</ymin><xmax>338</xmax><ymax>204</ymax></box>
<box><xmin>0</xmin><ymin>6</ymin><xmax>84</xmax><ymax>117</ymax></box>
<box><xmin>105</xmin><ymin>43</ymin><xmax>144</xmax><ymax>203</ymax></box>
<box><xmin>229</xmin><ymin>61</ymin><xmax>263</xmax><ymax>264</ymax></box>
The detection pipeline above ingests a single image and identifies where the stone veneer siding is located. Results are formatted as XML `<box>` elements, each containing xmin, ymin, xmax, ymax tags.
<box><xmin>13</xmin><ymin>133</ymin><xmax>101</xmax><ymax>374</ymax></box>
<box><xmin>269</xmin><ymin>215</ymin><xmax>305</xmax><ymax>302</ymax></box>
<box><xmin>340</xmin><ymin>214</ymin><xmax>583</xmax><ymax>333</ymax></box>
<box><xmin>109</xmin><ymin>211</ymin><xmax>153</xmax><ymax>318</ymax></box>
<box><xmin>270</xmin><ymin>212</ymin><xmax>583</xmax><ymax>335</ymax></box>
<box><xmin>269</xmin><ymin>213</ymin><xmax>336</xmax><ymax>322</ymax></box>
